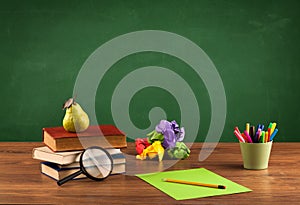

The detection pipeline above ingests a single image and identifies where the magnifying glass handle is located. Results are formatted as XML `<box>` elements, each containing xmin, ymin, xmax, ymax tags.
<box><xmin>57</xmin><ymin>170</ymin><xmax>83</xmax><ymax>186</ymax></box>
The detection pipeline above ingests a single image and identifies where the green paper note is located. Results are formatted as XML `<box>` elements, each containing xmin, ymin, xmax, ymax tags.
<box><xmin>136</xmin><ymin>168</ymin><xmax>251</xmax><ymax>200</ymax></box>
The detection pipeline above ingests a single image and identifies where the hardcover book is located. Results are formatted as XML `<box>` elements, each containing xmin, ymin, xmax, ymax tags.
<box><xmin>41</xmin><ymin>161</ymin><xmax>86</xmax><ymax>180</ymax></box>
<box><xmin>43</xmin><ymin>125</ymin><xmax>127</xmax><ymax>151</ymax></box>
<box><xmin>41</xmin><ymin>161</ymin><xmax>126</xmax><ymax>181</ymax></box>
<box><xmin>33</xmin><ymin>146</ymin><xmax>125</xmax><ymax>165</ymax></box>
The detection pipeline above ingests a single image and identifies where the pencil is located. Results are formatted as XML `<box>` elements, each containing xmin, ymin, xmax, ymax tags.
<box><xmin>162</xmin><ymin>178</ymin><xmax>226</xmax><ymax>189</ymax></box>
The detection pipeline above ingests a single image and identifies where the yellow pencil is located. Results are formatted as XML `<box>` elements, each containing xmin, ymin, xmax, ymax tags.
<box><xmin>162</xmin><ymin>178</ymin><xmax>226</xmax><ymax>189</ymax></box>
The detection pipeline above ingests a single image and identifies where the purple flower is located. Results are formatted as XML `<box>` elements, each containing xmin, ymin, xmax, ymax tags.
<box><xmin>155</xmin><ymin>120</ymin><xmax>185</xmax><ymax>149</ymax></box>
<box><xmin>170</xmin><ymin>120</ymin><xmax>180</xmax><ymax>133</ymax></box>
<box><xmin>177</xmin><ymin>127</ymin><xmax>185</xmax><ymax>142</ymax></box>
<box><xmin>155</xmin><ymin>120</ymin><xmax>171</xmax><ymax>133</ymax></box>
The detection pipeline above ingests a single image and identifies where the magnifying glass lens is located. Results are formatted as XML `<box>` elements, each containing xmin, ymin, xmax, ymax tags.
<box><xmin>57</xmin><ymin>146</ymin><xmax>113</xmax><ymax>186</ymax></box>
<box><xmin>81</xmin><ymin>147</ymin><xmax>113</xmax><ymax>179</ymax></box>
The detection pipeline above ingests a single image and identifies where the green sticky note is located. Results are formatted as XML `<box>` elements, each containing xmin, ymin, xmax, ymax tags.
<box><xmin>136</xmin><ymin>168</ymin><xmax>252</xmax><ymax>200</ymax></box>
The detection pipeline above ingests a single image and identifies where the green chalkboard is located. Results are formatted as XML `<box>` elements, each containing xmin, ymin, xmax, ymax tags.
<box><xmin>0</xmin><ymin>0</ymin><xmax>299</xmax><ymax>142</ymax></box>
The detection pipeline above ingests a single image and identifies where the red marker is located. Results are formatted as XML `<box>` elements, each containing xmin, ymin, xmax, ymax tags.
<box><xmin>241</xmin><ymin>133</ymin><xmax>248</xmax><ymax>142</ymax></box>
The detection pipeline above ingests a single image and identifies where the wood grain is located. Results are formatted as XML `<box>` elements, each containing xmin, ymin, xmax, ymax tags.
<box><xmin>0</xmin><ymin>142</ymin><xmax>299</xmax><ymax>204</ymax></box>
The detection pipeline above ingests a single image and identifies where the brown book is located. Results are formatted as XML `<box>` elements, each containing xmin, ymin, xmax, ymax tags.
<box><xmin>32</xmin><ymin>146</ymin><xmax>125</xmax><ymax>165</ymax></box>
<box><xmin>41</xmin><ymin>161</ymin><xmax>125</xmax><ymax>181</ymax></box>
<box><xmin>43</xmin><ymin>125</ymin><xmax>127</xmax><ymax>152</ymax></box>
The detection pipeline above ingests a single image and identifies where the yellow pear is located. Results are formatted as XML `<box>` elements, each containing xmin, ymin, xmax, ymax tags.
<box><xmin>62</xmin><ymin>98</ymin><xmax>89</xmax><ymax>132</ymax></box>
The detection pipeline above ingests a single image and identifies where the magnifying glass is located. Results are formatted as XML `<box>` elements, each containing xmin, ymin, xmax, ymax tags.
<box><xmin>57</xmin><ymin>146</ymin><xmax>113</xmax><ymax>186</ymax></box>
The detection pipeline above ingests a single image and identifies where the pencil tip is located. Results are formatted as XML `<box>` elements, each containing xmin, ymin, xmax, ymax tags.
<box><xmin>218</xmin><ymin>185</ymin><xmax>226</xmax><ymax>189</ymax></box>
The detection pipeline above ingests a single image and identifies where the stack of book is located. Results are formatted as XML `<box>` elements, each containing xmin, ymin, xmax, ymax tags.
<box><xmin>32</xmin><ymin>124</ymin><xmax>127</xmax><ymax>181</ymax></box>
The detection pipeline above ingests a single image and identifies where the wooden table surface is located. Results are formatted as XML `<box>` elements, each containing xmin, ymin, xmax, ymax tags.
<box><xmin>0</xmin><ymin>142</ymin><xmax>299</xmax><ymax>204</ymax></box>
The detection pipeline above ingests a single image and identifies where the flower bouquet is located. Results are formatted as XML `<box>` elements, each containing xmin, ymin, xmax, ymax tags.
<box><xmin>135</xmin><ymin>120</ymin><xmax>190</xmax><ymax>161</ymax></box>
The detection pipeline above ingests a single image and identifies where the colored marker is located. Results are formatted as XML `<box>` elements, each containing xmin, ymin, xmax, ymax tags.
<box><xmin>261</xmin><ymin>124</ymin><xmax>265</xmax><ymax>131</ymax></box>
<box><xmin>162</xmin><ymin>178</ymin><xmax>226</xmax><ymax>189</ymax></box>
<box><xmin>259</xmin><ymin>131</ymin><xmax>265</xmax><ymax>143</ymax></box>
<box><xmin>244</xmin><ymin>130</ymin><xmax>253</xmax><ymax>143</ymax></box>
<box><xmin>241</xmin><ymin>133</ymin><xmax>248</xmax><ymax>142</ymax></box>
<box><xmin>234</xmin><ymin>127</ymin><xmax>247</xmax><ymax>142</ymax></box>
<box><xmin>256</xmin><ymin>128</ymin><xmax>262</xmax><ymax>143</ymax></box>
<box><xmin>234</xmin><ymin>130</ymin><xmax>245</xmax><ymax>143</ymax></box>
<box><xmin>267</xmin><ymin>128</ymin><xmax>271</xmax><ymax>142</ymax></box>
<box><xmin>249</xmin><ymin>128</ymin><xmax>253</xmax><ymax>140</ymax></box>
<box><xmin>234</xmin><ymin>127</ymin><xmax>242</xmax><ymax>135</ymax></box>
<box><xmin>268</xmin><ymin>122</ymin><xmax>273</xmax><ymax>129</ymax></box>
<box><xmin>246</xmin><ymin>123</ymin><xmax>250</xmax><ymax>135</ymax></box>
<box><xmin>250</xmin><ymin>126</ymin><xmax>256</xmax><ymax>142</ymax></box>
<box><xmin>265</xmin><ymin>132</ymin><xmax>269</xmax><ymax>143</ymax></box>
<box><xmin>271</xmin><ymin>123</ymin><xmax>277</xmax><ymax>135</ymax></box>
<box><xmin>257</xmin><ymin>124</ymin><xmax>262</xmax><ymax>130</ymax></box>
<box><xmin>270</xmin><ymin>128</ymin><xmax>278</xmax><ymax>141</ymax></box>
<box><xmin>267</xmin><ymin>123</ymin><xmax>272</xmax><ymax>140</ymax></box>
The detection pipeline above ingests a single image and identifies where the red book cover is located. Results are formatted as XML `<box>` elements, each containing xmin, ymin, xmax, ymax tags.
<box><xmin>43</xmin><ymin>125</ymin><xmax>126</xmax><ymax>139</ymax></box>
<box><xmin>43</xmin><ymin>125</ymin><xmax>127</xmax><ymax>151</ymax></box>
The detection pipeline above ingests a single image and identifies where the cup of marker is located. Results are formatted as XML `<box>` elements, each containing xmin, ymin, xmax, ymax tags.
<box><xmin>234</xmin><ymin>122</ymin><xmax>278</xmax><ymax>170</ymax></box>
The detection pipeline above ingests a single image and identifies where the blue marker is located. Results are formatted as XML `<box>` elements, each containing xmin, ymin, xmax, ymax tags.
<box><xmin>257</xmin><ymin>124</ymin><xmax>261</xmax><ymax>130</ymax></box>
<box><xmin>270</xmin><ymin>128</ymin><xmax>278</xmax><ymax>141</ymax></box>
<box><xmin>261</xmin><ymin>124</ymin><xmax>265</xmax><ymax>131</ymax></box>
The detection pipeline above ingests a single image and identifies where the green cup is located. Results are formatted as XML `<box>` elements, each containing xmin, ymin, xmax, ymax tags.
<box><xmin>239</xmin><ymin>141</ymin><xmax>273</xmax><ymax>170</ymax></box>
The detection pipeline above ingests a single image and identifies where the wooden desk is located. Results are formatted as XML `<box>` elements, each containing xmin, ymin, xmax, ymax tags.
<box><xmin>0</xmin><ymin>142</ymin><xmax>299</xmax><ymax>204</ymax></box>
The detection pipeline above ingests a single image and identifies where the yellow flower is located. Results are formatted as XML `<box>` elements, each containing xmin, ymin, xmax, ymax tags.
<box><xmin>136</xmin><ymin>141</ymin><xmax>165</xmax><ymax>161</ymax></box>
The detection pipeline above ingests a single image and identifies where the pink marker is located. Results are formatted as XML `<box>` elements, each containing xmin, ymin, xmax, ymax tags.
<box><xmin>234</xmin><ymin>130</ymin><xmax>245</xmax><ymax>143</ymax></box>
<box><xmin>244</xmin><ymin>130</ymin><xmax>253</xmax><ymax>143</ymax></box>
<box><xmin>256</xmin><ymin>128</ymin><xmax>262</xmax><ymax>142</ymax></box>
